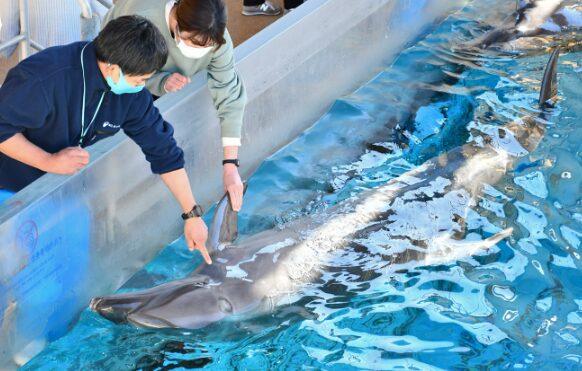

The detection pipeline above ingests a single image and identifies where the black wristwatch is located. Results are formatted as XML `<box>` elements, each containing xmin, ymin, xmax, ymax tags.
<box><xmin>181</xmin><ymin>204</ymin><xmax>204</xmax><ymax>220</ymax></box>
<box><xmin>222</xmin><ymin>159</ymin><xmax>240</xmax><ymax>167</ymax></box>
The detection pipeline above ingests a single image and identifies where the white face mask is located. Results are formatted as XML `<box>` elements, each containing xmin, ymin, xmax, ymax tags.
<box><xmin>175</xmin><ymin>36</ymin><xmax>213</xmax><ymax>59</ymax></box>
<box><xmin>173</xmin><ymin>23</ymin><xmax>213</xmax><ymax>59</ymax></box>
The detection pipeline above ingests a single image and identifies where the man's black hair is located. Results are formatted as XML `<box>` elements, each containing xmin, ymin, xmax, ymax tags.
<box><xmin>94</xmin><ymin>15</ymin><xmax>168</xmax><ymax>75</ymax></box>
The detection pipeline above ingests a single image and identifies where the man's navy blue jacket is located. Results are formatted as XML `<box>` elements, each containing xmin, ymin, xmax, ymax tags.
<box><xmin>0</xmin><ymin>41</ymin><xmax>184</xmax><ymax>192</ymax></box>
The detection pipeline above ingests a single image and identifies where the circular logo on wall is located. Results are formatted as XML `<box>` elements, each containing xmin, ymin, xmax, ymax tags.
<box><xmin>16</xmin><ymin>220</ymin><xmax>38</xmax><ymax>252</ymax></box>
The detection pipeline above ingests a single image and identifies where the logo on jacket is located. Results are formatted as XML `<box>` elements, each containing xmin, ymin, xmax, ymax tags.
<box><xmin>102</xmin><ymin>121</ymin><xmax>120</xmax><ymax>129</ymax></box>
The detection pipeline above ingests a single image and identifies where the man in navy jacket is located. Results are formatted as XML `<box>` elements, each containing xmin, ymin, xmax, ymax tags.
<box><xmin>0</xmin><ymin>16</ymin><xmax>212</xmax><ymax>264</ymax></box>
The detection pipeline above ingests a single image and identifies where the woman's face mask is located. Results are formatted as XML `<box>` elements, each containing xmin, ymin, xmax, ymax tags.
<box><xmin>174</xmin><ymin>24</ymin><xmax>214</xmax><ymax>59</ymax></box>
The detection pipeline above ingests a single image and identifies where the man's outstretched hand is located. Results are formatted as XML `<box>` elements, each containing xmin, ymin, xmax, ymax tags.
<box><xmin>184</xmin><ymin>217</ymin><xmax>212</xmax><ymax>264</ymax></box>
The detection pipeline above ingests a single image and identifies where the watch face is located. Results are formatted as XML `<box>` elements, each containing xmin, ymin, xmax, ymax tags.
<box><xmin>193</xmin><ymin>205</ymin><xmax>204</xmax><ymax>217</ymax></box>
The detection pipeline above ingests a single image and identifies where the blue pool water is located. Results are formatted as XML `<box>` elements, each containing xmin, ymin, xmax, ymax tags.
<box><xmin>25</xmin><ymin>1</ymin><xmax>582</xmax><ymax>369</ymax></box>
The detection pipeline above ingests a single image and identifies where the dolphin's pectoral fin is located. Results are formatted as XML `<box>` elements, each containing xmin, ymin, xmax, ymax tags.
<box><xmin>127</xmin><ymin>312</ymin><xmax>177</xmax><ymax>329</ymax></box>
<box><xmin>209</xmin><ymin>182</ymin><xmax>249</xmax><ymax>252</ymax></box>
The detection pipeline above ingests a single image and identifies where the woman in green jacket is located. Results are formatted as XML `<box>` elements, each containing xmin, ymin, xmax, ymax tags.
<box><xmin>104</xmin><ymin>0</ymin><xmax>246</xmax><ymax>210</ymax></box>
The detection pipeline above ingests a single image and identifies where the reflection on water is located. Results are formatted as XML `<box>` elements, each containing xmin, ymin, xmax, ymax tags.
<box><xmin>25</xmin><ymin>0</ymin><xmax>582</xmax><ymax>369</ymax></box>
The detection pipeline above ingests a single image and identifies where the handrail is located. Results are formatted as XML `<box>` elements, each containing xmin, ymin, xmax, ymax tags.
<box><xmin>0</xmin><ymin>0</ymin><xmax>40</xmax><ymax>59</ymax></box>
<box><xmin>0</xmin><ymin>0</ymin><xmax>113</xmax><ymax>61</ymax></box>
<box><xmin>78</xmin><ymin>0</ymin><xmax>93</xmax><ymax>19</ymax></box>
<box><xmin>95</xmin><ymin>0</ymin><xmax>113</xmax><ymax>8</ymax></box>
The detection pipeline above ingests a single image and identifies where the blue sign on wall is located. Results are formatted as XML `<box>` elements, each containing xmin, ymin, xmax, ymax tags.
<box><xmin>0</xmin><ymin>192</ymin><xmax>91</xmax><ymax>360</ymax></box>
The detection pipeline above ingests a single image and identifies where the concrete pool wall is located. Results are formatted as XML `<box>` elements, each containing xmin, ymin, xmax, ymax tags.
<box><xmin>0</xmin><ymin>0</ymin><xmax>466</xmax><ymax>368</ymax></box>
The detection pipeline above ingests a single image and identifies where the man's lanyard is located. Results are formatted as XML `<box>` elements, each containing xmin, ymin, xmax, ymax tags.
<box><xmin>79</xmin><ymin>44</ymin><xmax>105</xmax><ymax>146</ymax></box>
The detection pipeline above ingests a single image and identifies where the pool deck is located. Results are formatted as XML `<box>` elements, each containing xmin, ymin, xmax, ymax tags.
<box><xmin>225</xmin><ymin>0</ymin><xmax>289</xmax><ymax>46</ymax></box>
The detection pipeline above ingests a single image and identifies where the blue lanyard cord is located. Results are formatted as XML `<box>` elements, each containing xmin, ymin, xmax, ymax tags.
<box><xmin>79</xmin><ymin>44</ymin><xmax>106</xmax><ymax>146</ymax></box>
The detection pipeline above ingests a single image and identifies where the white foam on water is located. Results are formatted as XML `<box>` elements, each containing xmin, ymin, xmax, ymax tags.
<box><xmin>517</xmin><ymin>0</ymin><xmax>562</xmax><ymax>33</ymax></box>
<box><xmin>567</xmin><ymin>311</ymin><xmax>582</xmax><ymax>324</ymax></box>
<box><xmin>479</xmin><ymin>197</ymin><xmax>506</xmax><ymax>218</ymax></box>
<box><xmin>550</xmin><ymin>253</ymin><xmax>578</xmax><ymax>269</ymax></box>
<box><xmin>481</xmin><ymin>248</ymin><xmax>529</xmax><ymax>282</ymax></box>
<box><xmin>561</xmin><ymin>6</ymin><xmax>582</xmax><ymax>26</ymax></box>
<box><xmin>517</xmin><ymin>237</ymin><xmax>541</xmax><ymax>255</ymax></box>
<box><xmin>556</xmin><ymin>331</ymin><xmax>580</xmax><ymax>345</ymax></box>
<box><xmin>468</xmin><ymin>121</ymin><xmax>529</xmax><ymax>157</ymax></box>
<box><xmin>532</xmin><ymin>260</ymin><xmax>545</xmax><ymax>275</ymax></box>
<box><xmin>560</xmin><ymin>226</ymin><xmax>581</xmax><ymax>249</ymax></box>
<box><xmin>535</xmin><ymin>297</ymin><xmax>553</xmax><ymax>312</ymax></box>
<box><xmin>482</xmin><ymin>183</ymin><xmax>512</xmax><ymax>201</ymax></box>
<box><xmin>515</xmin><ymin>201</ymin><xmax>548</xmax><ymax>240</ymax></box>
<box><xmin>514</xmin><ymin>171</ymin><xmax>549</xmax><ymax>198</ymax></box>
<box><xmin>492</xmin><ymin>285</ymin><xmax>517</xmax><ymax>302</ymax></box>
<box><xmin>503</xmin><ymin>309</ymin><xmax>519</xmax><ymax>322</ymax></box>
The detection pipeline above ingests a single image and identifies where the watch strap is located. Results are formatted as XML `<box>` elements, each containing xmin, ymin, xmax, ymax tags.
<box><xmin>181</xmin><ymin>204</ymin><xmax>204</xmax><ymax>220</ymax></box>
<box><xmin>222</xmin><ymin>159</ymin><xmax>240</xmax><ymax>167</ymax></box>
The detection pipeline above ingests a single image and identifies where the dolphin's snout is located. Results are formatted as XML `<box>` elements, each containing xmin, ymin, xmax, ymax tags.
<box><xmin>89</xmin><ymin>297</ymin><xmax>102</xmax><ymax>312</ymax></box>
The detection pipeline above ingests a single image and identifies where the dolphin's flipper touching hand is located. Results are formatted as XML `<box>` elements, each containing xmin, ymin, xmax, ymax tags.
<box><xmin>209</xmin><ymin>182</ymin><xmax>249</xmax><ymax>253</ymax></box>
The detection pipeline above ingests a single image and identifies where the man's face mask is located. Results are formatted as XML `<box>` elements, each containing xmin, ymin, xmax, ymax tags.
<box><xmin>106</xmin><ymin>65</ymin><xmax>145</xmax><ymax>95</ymax></box>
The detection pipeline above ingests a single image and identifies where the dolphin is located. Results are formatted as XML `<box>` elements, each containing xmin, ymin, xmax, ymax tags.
<box><xmin>476</xmin><ymin>0</ymin><xmax>581</xmax><ymax>49</ymax></box>
<box><xmin>90</xmin><ymin>48</ymin><xmax>560</xmax><ymax>330</ymax></box>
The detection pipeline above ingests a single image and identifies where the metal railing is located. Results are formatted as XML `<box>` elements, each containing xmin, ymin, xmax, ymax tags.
<box><xmin>95</xmin><ymin>0</ymin><xmax>114</xmax><ymax>8</ymax></box>
<box><xmin>0</xmin><ymin>0</ymin><xmax>112</xmax><ymax>61</ymax></box>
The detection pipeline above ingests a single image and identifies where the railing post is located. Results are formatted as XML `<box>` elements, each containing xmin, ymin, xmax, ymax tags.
<box><xmin>18</xmin><ymin>0</ymin><xmax>30</xmax><ymax>60</ymax></box>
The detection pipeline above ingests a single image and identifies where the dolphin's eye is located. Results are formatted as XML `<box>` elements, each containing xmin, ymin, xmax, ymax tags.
<box><xmin>218</xmin><ymin>297</ymin><xmax>233</xmax><ymax>314</ymax></box>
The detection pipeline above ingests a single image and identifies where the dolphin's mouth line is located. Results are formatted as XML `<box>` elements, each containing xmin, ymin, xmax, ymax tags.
<box><xmin>89</xmin><ymin>298</ymin><xmax>100</xmax><ymax>311</ymax></box>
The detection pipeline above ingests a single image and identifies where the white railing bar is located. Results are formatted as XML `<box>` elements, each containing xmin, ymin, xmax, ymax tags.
<box><xmin>78</xmin><ymin>0</ymin><xmax>93</xmax><ymax>19</ymax></box>
<box><xmin>30</xmin><ymin>40</ymin><xmax>44</xmax><ymax>51</ymax></box>
<box><xmin>0</xmin><ymin>0</ymin><xmax>106</xmax><ymax>59</ymax></box>
<box><xmin>95</xmin><ymin>0</ymin><xmax>113</xmax><ymax>9</ymax></box>
<box><xmin>18</xmin><ymin>0</ymin><xmax>32</xmax><ymax>59</ymax></box>
<box><xmin>0</xmin><ymin>0</ymin><xmax>47</xmax><ymax>59</ymax></box>
<box><xmin>0</xmin><ymin>35</ymin><xmax>26</xmax><ymax>52</ymax></box>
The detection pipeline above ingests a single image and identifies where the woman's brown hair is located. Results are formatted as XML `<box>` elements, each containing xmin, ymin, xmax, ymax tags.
<box><xmin>175</xmin><ymin>0</ymin><xmax>227</xmax><ymax>47</ymax></box>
